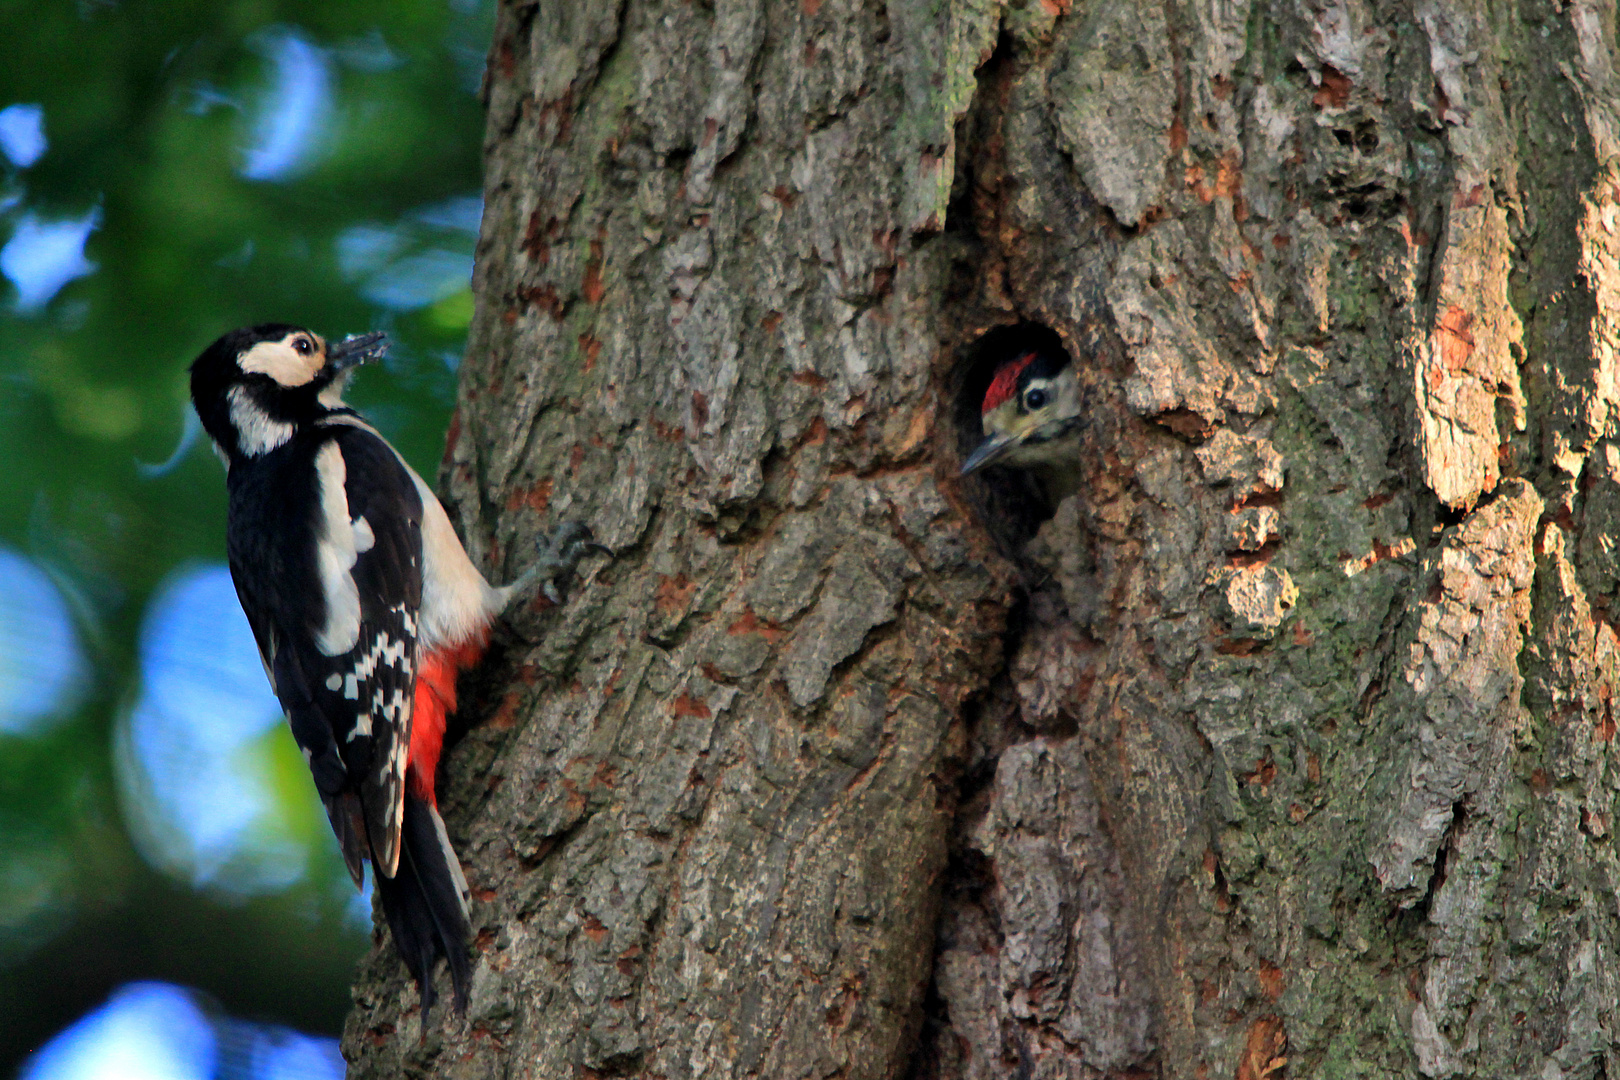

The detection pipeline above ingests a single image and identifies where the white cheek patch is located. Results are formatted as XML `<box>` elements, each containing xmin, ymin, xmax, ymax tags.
<box><xmin>313</xmin><ymin>442</ymin><xmax>362</xmax><ymax>655</ymax></box>
<box><xmin>228</xmin><ymin>386</ymin><xmax>295</xmax><ymax>456</ymax></box>
<box><xmin>318</xmin><ymin>377</ymin><xmax>349</xmax><ymax>410</ymax></box>
<box><xmin>238</xmin><ymin>338</ymin><xmax>322</xmax><ymax>386</ymax></box>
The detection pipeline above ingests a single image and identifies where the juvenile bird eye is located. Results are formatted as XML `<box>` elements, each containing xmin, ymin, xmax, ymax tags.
<box><xmin>1024</xmin><ymin>387</ymin><xmax>1048</xmax><ymax>410</ymax></box>
<box><xmin>293</xmin><ymin>337</ymin><xmax>313</xmax><ymax>355</ymax></box>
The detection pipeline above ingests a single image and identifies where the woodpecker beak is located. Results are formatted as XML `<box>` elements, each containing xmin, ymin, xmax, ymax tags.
<box><xmin>326</xmin><ymin>331</ymin><xmax>389</xmax><ymax>375</ymax></box>
<box><xmin>961</xmin><ymin>432</ymin><xmax>1015</xmax><ymax>475</ymax></box>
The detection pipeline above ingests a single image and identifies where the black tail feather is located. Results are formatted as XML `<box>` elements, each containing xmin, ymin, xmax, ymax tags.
<box><xmin>373</xmin><ymin>793</ymin><xmax>472</xmax><ymax>1023</ymax></box>
<box><xmin>322</xmin><ymin>791</ymin><xmax>366</xmax><ymax>889</ymax></box>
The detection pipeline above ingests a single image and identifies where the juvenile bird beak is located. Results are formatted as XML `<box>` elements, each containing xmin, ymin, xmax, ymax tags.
<box><xmin>326</xmin><ymin>331</ymin><xmax>389</xmax><ymax>375</ymax></box>
<box><xmin>961</xmin><ymin>433</ymin><xmax>1014</xmax><ymax>475</ymax></box>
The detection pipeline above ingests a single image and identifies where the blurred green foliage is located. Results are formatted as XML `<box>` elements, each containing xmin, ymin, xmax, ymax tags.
<box><xmin>0</xmin><ymin>0</ymin><xmax>492</xmax><ymax>1068</ymax></box>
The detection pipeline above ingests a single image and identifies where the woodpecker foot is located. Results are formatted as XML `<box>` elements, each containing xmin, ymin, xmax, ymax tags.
<box><xmin>527</xmin><ymin>521</ymin><xmax>610</xmax><ymax>604</ymax></box>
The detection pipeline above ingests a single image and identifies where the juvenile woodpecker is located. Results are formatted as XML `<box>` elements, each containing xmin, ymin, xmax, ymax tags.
<box><xmin>961</xmin><ymin>348</ymin><xmax>1083</xmax><ymax>503</ymax></box>
<box><xmin>189</xmin><ymin>324</ymin><xmax>598</xmax><ymax>1018</ymax></box>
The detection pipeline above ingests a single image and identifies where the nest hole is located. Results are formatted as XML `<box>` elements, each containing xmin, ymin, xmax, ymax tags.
<box><xmin>952</xmin><ymin>321</ymin><xmax>1073</xmax><ymax>544</ymax></box>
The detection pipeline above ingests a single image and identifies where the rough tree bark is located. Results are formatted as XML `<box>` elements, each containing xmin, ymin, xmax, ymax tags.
<box><xmin>344</xmin><ymin>1</ymin><xmax>1620</xmax><ymax>1077</ymax></box>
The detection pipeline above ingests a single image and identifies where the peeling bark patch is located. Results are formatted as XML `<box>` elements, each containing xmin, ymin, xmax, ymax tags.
<box><xmin>1411</xmin><ymin>196</ymin><xmax>1524</xmax><ymax>508</ymax></box>
<box><xmin>536</xmin><ymin>88</ymin><xmax>573</xmax><ymax>145</ymax></box>
<box><xmin>518</xmin><ymin>284</ymin><xmax>565</xmax><ymax>320</ymax></box>
<box><xmin>1235</xmin><ymin>1015</ymin><xmax>1287</xmax><ymax>1080</ymax></box>
<box><xmin>522</xmin><ymin>210</ymin><xmax>553</xmax><ymax>265</ymax></box>
<box><xmin>488</xmin><ymin>690</ymin><xmax>522</xmax><ymax>731</ymax></box>
<box><xmin>506</xmin><ymin>479</ymin><xmax>554</xmax><ymax>514</ymax></box>
<box><xmin>1340</xmin><ymin>536</ymin><xmax>1416</xmax><ymax>576</ymax></box>
<box><xmin>654</xmin><ymin>573</ymin><xmax>696</xmax><ymax>616</ymax></box>
<box><xmin>441</xmin><ymin>407</ymin><xmax>461</xmax><ymax>465</ymax></box>
<box><xmin>1435</xmin><ymin>306</ymin><xmax>1475</xmax><ymax>375</ymax></box>
<box><xmin>1242</xmin><ymin>752</ymin><xmax>1277</xmax><ymax>795</ymax></box>
<box><xmin>579</xmin><ymin>333</ymin><xmax>601</xmax><ymax>371</ymax></box>
<box><xmin>1210</xmin><ymin>564</ymin><xmax>1297</xmax><ymax>639</ymax></box>
<box><xmin>1257</xmin><ymin>961</ymin><xmax>1283</xmax><ymax>1003</ymax></box>
<box><xmin>671</xmin><ymin>689</ymin><xmax>711</xmax><ymax>719</ymax></box>
<box><xmin>1197</xmin><ymin>430</ymin><xmax>1285</xmax><ymax>505</ymax></box>
<box><xmin>727</xmin><ymin>607</ymin><xmax>785</xmax><ymax>644</ymax></box>
<box><xmin>1312</xmin><ymin>65</ymin><xmax>1352</xmax><ymax>109</ymax></box>
<box><xmin>582</xmin><ymin>238</ymin><xmax>606</xmax><ymax>303</ymax></box>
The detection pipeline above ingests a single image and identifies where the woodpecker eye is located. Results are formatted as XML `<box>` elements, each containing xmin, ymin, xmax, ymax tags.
<box><xmin>1024</xmin><ymin>387</ymin><xmax>1048</xmax><ymax>410</ymax></box>
<box><xmin>292</xmin><ymin>336</ymin><xmax>314</xmax><ymax>356</ymax></box>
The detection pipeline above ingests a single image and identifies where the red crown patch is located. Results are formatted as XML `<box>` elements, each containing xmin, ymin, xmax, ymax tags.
<box><xmin>981</xmin><ymin>352</ymin><xmax>1037</xmax><ymax>415</ymax></box>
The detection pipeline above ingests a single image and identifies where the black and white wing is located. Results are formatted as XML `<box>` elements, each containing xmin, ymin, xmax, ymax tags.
<box><xmin>226</xmin><ymin>424</ymin><xmax>424</xmax><ymax>882</ymax></box>
<box><xmin>325</xmin><ymin>424</ymin><xmax>425</xmax><ymax>878</ymax></box>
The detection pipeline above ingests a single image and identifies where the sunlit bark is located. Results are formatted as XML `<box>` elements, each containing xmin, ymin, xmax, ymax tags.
<box><xmin>345</xmin><ymin>2</ymin><xmax>1620</xmax><ymax>1077</ymax></box>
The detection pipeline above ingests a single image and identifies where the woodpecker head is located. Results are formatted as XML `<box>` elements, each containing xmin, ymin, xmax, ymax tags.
<box><xmin>190</xmin><ymin>324</ymin><xmax>388</xmax><ymax>461</ymax></box>
<box><xmin>961</xmin><ymin>349</ymin><xmax>1083</xmax><ymax>499</ymax></box>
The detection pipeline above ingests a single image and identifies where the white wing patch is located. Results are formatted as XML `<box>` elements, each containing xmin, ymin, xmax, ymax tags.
<box><xmin>313</xmin><ymin>442</ymin><xmax>362</xmax><ymax>655</ymax></box>
<box><xmin>227</xmin><ymin>386</ymin><xmax>295</xmax><ymax>456</ymax></box>
<box><xmin>316</xmin><ymin>412</ymin><xmax>501</xmax><ymax>648</ymax></box>
<box><xmin>352</xmin><ymin>515</ymin><xmax>375</xmax><ymax>554</ymax></box>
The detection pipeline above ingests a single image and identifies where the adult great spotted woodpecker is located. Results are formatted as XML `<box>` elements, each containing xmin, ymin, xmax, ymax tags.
<box><xmin>961</xmin><ymin>347</ymin><xmax>1084</xmax><ymax>504</ymax></box>
<box><xmin>190</xmin><ymin>324</ymin><xmax>601</xmax><ymax>1018</ymax></box>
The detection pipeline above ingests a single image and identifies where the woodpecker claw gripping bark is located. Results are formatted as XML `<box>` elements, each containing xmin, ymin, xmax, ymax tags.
<box><xmin>530</xmin><ymin>521</ymin><xmax>611</xmax><ymax>604</ymax></box>
<box><xmin>189</xmin><ymin>323</ymin><xmax>603</xmax><ymax>1025</ymax></box>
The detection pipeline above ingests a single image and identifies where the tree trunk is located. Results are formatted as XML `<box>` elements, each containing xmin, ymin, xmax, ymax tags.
<box><xmin>343</xmin><ymin>1</ymin><xmax>1620</xmax><ymax>1078</ymax></box>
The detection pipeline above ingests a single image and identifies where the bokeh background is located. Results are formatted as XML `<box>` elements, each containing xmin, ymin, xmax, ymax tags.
<box><xmin>0</xmin><ymin>2</ymin><xmax>494</xmax><ymax>1075</ymax></box>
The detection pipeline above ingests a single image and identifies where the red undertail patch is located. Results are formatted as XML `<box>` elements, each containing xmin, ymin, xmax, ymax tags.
<box><xmin>982</xmin><ymin>351</ymin><xmax>1037</xmax><ymax>415</ymax></box>
<box><xmin>408</xmin><ymin>629</ymin><xmax>492</xmax><ymax>804</ymax></box>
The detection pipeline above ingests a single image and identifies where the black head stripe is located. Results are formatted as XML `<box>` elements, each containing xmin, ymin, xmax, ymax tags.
<box><xmin>1019</xmin><ymin>351</ymin><xmax>1069</xmax><ymax>387</ymax></box>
